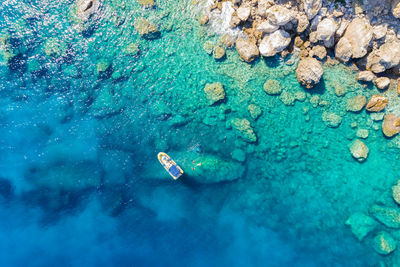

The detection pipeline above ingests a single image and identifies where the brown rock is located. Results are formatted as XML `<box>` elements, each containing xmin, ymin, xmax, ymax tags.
<box><xmin>366</xmin><ymin>95</ymin><xmax>388</xmax><ymax>112</ymax></box>
<box><xmin>219</xmin><ymin>34</ymin><xmax>234</xmax><ymax>47</ymax></box>
<box><xmin>349</xmin><ymin>139</ymin><xmax>369</xmax><ymax>162</ymax></box>
<box><xmin>382</xmin><ymin>114</ymin><xmax>400</xmax><ymax>137</ymax></box>
<box><xmin>235</xmin><ymin>37</ymin><xmax>259</xmax><ymax>62</ymax></box>
<box><xmin>294</xmin><ymin>36</ymin><xmax>304</xmax><ymax>47</ymax></box>
<box><xmin>375</xmin><ymin>77</ymin><xmax>390</xmax><ymax>90</ymax></box>
<box><xmin>199</xmin><ymin>14</ymin><xmax>209</xmax><ymax>25</ymax></box>
<box><xmin>397</xmin><ymin>78</ymin><xmax>400</xmax><ymax>96</ymax></box>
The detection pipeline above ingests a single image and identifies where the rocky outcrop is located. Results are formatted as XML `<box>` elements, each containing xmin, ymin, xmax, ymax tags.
<box><xmin>213</xmin><ymin>46</ymin><xmax>226</xmax><ymax>60</ymax></box>
<box><xmin>349</xmin><ymin>139</ymin><xmax>369</xmax><ymax>162</ymax></box>
<box><xmin>366</xmin><ymin>95</ymin><xmax>388</xmax><ymax>112</ymax></box>
<box><xmin>256</xmin><ymin>21</ymin><xmax>279</xmax><ymax>33</ymax></box>
<box><xmin>372</xmin><ymin>231</ymin><xmax>397</xmax><ymax>255</ymax></box>
<box><xmin>236</xmin><ymin>6</ymin><xmax>251</xmax><ymax>21</ymax></box>
<box><xmin>259</xmin><ymin>30</ymin><xmax>291</xmax><ymax>57</ymax></box>
<box><xmin>263</xmin><ymin>79</ymin><xmax>283</xmax><ymax>95</ymax></box>
<box><xmin>248</xmin><ymin>104</ymin><xmax>262</xmax><ymax>120</ymax></box>
<box><xmin>382</xmin><ymin>113</ymin><xmax>400</xmax><ymax>137</ymax></box>
<box><xmin>346</xmin><ymin>95</ymin><xmax>367</xmax><ymax>112</ymax></box>
<box><xmin>138</xmin><ymin>0</ymin><xmax>155</xmax><ymax>7</ymax></box>
<box><xmin>134</xmin><ymin>17</ymin><xmax>160</xmax><ymax>39</ymax></box>
<box><xmin>231</xmin><ymin>118</ymin><xmax>257</xmax><ymax>142</ymax></box>
<box><xmin>345</xmin><ymin>212</ymin><xmax>377</xmax><ymax>241</ymax></box>
<box><xmin>204</xmin><ymin>82</ymin><xmax>225</xmax><ymax>105</ymax></box>
<box><xmin>296</xmin><ymin>57</ymin><xmax>323</xmax><ymax>88</ymax></box>
<box><xmin>236</xmin><ymin>37</ymin><xmax>259</xmax><ymax>62</ymax></box>
<box><xmin>335</xmin><ymin>18</ymin><xmax>373</xmax><ymax>62</ymax></box>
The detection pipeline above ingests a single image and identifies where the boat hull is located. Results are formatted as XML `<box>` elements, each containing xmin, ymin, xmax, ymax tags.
<box><xmin>157</xmin><ymin>152</ymin><xmax>184</xmax><ymax>180</ymax></box>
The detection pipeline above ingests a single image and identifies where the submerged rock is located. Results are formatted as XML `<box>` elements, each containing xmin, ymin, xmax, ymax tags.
<box><xmin>366</xmin><ymin>95</ymin><xmax>388</xmax><ymax>112</ymax></box>
<box><xmin>122</xmin><ymin>43</ymin><xmax>140</xmax><ymax>55</ymax></box>
<box><xmin>259</xmin><ymin>30</ymin><xmax>291</xmax><ymax>57</ymax></box>
<box><xmin>213</xmin><ymin>46</ymin><xmax>225</xmax><ymax>60</ymax></box>
<box><xmin>345</xmin><ymin>212</ymin><xmax>377</xmax><ymax>241</ymax></box>
<box><xmin>138</xmin><ymin>0</ymin><xmax>155</xmax><ymax>8</ymax></box>
<box><xmin>263</xmin><ymin>79</ymin><xmax>283</xmax><ymax>95</ymax></box>
<box><xmin>349</xmin><ymin>139</ymin><xmax>369</xmax><ymax>162</ymax></box>
<box><xmin>296</xmin><ymin>57</ymin><xmax>323</xmax><ymax>88</ymax></box>
<box><xmin>356</xmin><ymin>129</ymin><xmax>369</xmax><ymax>139</ymax></box>
<box><xmin>231</xmin><ymin>149</ymin><xmax>246</xmax><ymax>162</ymax></box>
<box><xmin>231</xmin><ymin>118</ymin><xmax>257</xmax><ymax>143</ymax></box>
<box><xmin>372</xmin><ymin>231</ymin><xmax>397</xmax><ymax>255</ymax></box>
<box><xmin>248</xmin><ymin>104</ymin><xmax>262</xmax><ymax>120</ymax></box>
<box><xmin>392</xmin><ymin>180</ymin><xmax>400</xmax><ymax>205</ymax></box>
<box><xmin>322</xmin><ymin>111</ymin><xmax>342</xmax><ymax>128</ymax></box>
<box><xmin>370</xmin><ymin>205</ymin><xmax>400</xmax><ymax>228</ymax></box>
<box><xmin>183</xmin><ymin>154</ymin><xmax>245</xmax><ymax>183</ymax></box>
<box><xmin>235</xmin><ymin>37</ymin><xmax>259</xmax><ymax>62</ymax></box>
<box><xmin>382</xmin><ymin>114</ymin><xmax>400</xmax><ymax>137</ymax></box>
<box><xmin>204</xmin><ymin>82</ymin><xmax>225</xmax><ymax>105</ymax></box>
<box><xmin>346</xmin><ymin>95</ymin><xmax>366</xmax><ymax>112</ymax></box>
<box><xmin>375</xmin><ymin>77</ymin><xmax>390</xmax><ymax>90</ymax></box>
<box><xmin>44</xmin><ymin>37</ymin><xmax>68</xmax><ymax>57</ymax></box>
<box><xmin>134</xmin><ymin>17</ymin><xmax>160</xmax><ymax>39</ymax></box>
<box><xmin>0</xmin><ymin>34</ymin><xmax>15</xmax><ymax>65</ymax></box>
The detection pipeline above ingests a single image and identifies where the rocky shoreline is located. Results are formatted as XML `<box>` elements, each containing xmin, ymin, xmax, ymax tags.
<box><xmin>199</xmin><ymin>0</ymin><xmax>400</xmax><ymax>140</ymax></box>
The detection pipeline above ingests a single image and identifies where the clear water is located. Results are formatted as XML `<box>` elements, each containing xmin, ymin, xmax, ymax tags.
<box><xmin>1</xmin><ymin>0</ymin><xmax>400</xmax><ymax>266</ymax></box>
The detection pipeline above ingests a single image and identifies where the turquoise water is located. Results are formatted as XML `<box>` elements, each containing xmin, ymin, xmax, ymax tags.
<box><xmin>1</xmin><ymin>0</ymin><xmax>400</xmax><ymax>266</ymax></box>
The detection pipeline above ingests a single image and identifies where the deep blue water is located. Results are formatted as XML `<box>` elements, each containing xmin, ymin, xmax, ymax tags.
<box><xmin>1</xmin><ymin>0</ymin><xmax>400</xmax><ymax>266</ymax></box>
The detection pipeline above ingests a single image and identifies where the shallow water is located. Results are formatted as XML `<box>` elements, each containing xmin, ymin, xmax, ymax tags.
<box><xmin>1</xmin><ymin>0</ymin><xmax>400</xmax><ymax>266</ymax></box>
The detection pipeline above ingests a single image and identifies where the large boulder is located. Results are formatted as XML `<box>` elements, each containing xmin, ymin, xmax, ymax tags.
<box><xmin>349</xmin><ymin>139</ymin><xmax>369</xmax><ymax>162</ymax></box>
<box><xmin>266</xmin><ymin>5</ymin><xmax>293</xmax><ymax>26</ymax></box>
<box><xmin>345</xmin><ymin>212</ymin><xmax>377</xmax><ymax>241</ymax></box>
<box><xmin>382</xmin><ymin>113</ymin><xmax>400</xmax><ymax>137</ymax></box>
<box><xmin>335</xmin><ymin>18</ymin><xmax>373</xmax><ymax>62</ymax></box>
<box><xmin>256</xmin><ymin>20</ymin><xmax>279</xmax><ymax>33</ymax></box>
<box><xmin>372</xmin><ymin>231</ymin><xmax>397</xmax><ymax>255</ymax></box>
<box><xmin>236</xmin><ymin>6</ymin><xmax>251</xmax><ymax>21</ymax></box>
<box><xmin>259</xmin><ymin>30</ymin><xmax>291</xmax><ymax>57</ymax></box>
<box><xmin>300</xmin><ymin>0</ymin><xmax>322</xmax><ymax>20</ymax></box>
<box><xmin>316</xmin><ymin>18</ymin><xmax>337</xmax><ymax>42</ymax></box>
<box><xmin>370</xmin><ymin>205</ymin><xmax>400</xmax><ymax>228</ymax></box>
<box><xmin>134</xmin><ymin>17</ymin><xmax>160</xmax><ymax>39</ymax></box>
<box><xmin>236</xmin><ymin>37</ymin><xmax>259</xmax><ymax>62</ymax></box>
<box><xmin>346</xmin><ymin>95</ymin><xmax>367</xmax><ymax>112</ymax></box>
<box><xmin>375</xmin><ymin>77</ymin><xmax>390</xmax><ymax>90</ymax></box>
<box><xmin>357</xmin><ymin>71</ymin><xmax>375</xmax><ymax>82</ymax></box>
<box><xmin>296</xmin><ymin>57</ymin><xmax>323</xmax><ymax>88</ymax></box>
<box><xmin>230</xmin><ymin>118</ymin><xmax>257</xmax><ymax>143</ymax></box>
<box><xmin>366</xmin><ymin>95</ymin><xmax>388</xmax><ymax>112</ymax></box>
<box><xmin>366</xmin><ymin>39</ymin><xmax>400</xmax><ymax>73</ymax></box>
<box><xmin>204</xmin><ymin>82</ymin><xmax>225</xmax><ymax>105</ymax></box>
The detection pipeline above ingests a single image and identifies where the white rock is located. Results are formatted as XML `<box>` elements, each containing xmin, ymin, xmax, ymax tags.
<box><xmin>316</xmin><ymin>18</ymin><xmax>337</xmax><ymax>42</ymax></box>
<box><xmin>336</xmin><ymin>19</ymin><xmax>349</xmax><ymax>38</ymax></box>
<box><xmin>301</xmin><ymin>0</ymin><xmax>322</xmax><ymax>20</ymax></box>
<box><xmin>257</xmin><ymin>20</ymin><xmax>279</xmax><ymax>33</ymax></box>
<box><xmin>259</xmin><ymin>30</ymin><xmax>291</xmax><ymax>57</ymax></box>
<box><xmin>357</xmin><ymin>71</ymin><xmax>375</xmax><ymax>82</ymax></box>
<box><xmin>335</xmin><ymin>18</ymin><xmax>373</xmax><ymax>62</ymax></box>
<box><xmin>236</xmin><ymin>6</ymin><xmax>251</xmax><ymax>21</ymax></box>
<box><xmin>373</xmin><ymin>24</ymin><xmax>388</xmax><ymax>40</ymax></box>
<box><xmin>392</xmin><ymin>0</ymin><xmax>400</xmax><ymax>18</ymax></box>
<box><xmin>266</xmin><ymin>5</ymin><xmax>293</xmax><ymax>26</ymax></box>
<box><xmin>366</xmin><ymin>39</ymin><xmax>400</xmax><ymax>73</ymax></box>
<box><xmin>375</xmin><ymin>77</ymin><xmax>390</xmax><ymax>90</ymax></box>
